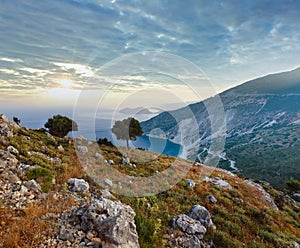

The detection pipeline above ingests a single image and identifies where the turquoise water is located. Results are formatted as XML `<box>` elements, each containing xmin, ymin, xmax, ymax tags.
<box><xmin>95</xmin><ymin>130</ymin><xmax>182</xmax><ymax>157</ymax></box>
<box><xmin>22</xmin><ymin>118</ymin><xmax>182</xmax><ymax>157</ymax></box>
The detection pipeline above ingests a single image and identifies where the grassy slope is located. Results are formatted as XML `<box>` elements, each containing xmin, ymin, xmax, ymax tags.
<box><xmin>0</xmin><ymin>128</ymin><xmax>299</xmax><ymax>247</ymax></box>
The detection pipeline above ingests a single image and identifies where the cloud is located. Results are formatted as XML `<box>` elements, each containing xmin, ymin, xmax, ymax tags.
<box><xmin>0</xmin><ymin>57</ymin><xmax>23</xmax><ymax>63</ymax></box>
<box><xmin>1</xmin><ymin>0</ymin><xmax>300</xmax><ymax>105</ymax></box>
<box><xmin>53</xmin><ymin>62</ymin><xmax>95</xmax><ymax>77</ymax></box>
<box><xmin>0</xmin><ymin>68</ymin><xmax>19</xmax><ymax>75</ymax></box>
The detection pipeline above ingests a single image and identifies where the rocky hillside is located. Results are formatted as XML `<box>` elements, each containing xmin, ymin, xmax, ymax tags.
<box><xmin>142</xmin><ymin>68</ymin><xmax>300</xmax><ymax>190</ymax></box>
<box><xmin>1</xmin><ymin>114</ymin><xmax>300</xmax><ymax>248</ymax></box>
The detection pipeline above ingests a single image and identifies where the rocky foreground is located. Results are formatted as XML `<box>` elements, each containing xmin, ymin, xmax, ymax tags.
<box><xmin>0</xmin><ymin>115</ymin><xmax>216</xmax><ymax>247</ymax></box>
<box><xmin>1</xmin><ymin>114</ymin><xmax>300</xmax><ymax>248</ymax></box>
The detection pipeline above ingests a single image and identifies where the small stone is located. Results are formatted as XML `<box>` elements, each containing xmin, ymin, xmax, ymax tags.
<box><xmin>7</xmin><ymin>145</ymin><xmax>19</xmax><ymax>155</ymax></box>
<box><xmin>121</xmin><ymin>157</ymin><xmax>130</xmax><ymax>164</ymax></box>
<box><xmin>103</xmin><ymin>178</ymin><xmax>113</xmax><ymax>187</ymax></box>
<box><xmin>95</xmin><ymin>152</ymin><xmax>101</xmax><ymax>159</ymax></box>
<box><xmin>77</xmin><ymin>146</ymin><xmax>88</xmax><ymax>154</ymax></box>
<box><xmin>57</xmin><ymin>145</ymin><xmax>65</xmax><ymax>152</ymax></box>
<box><xmin>24</xmin><ymin>179</ymin><xmax>42</xmax><ymax>193</ymax></box>
<box><xmin>108</xmin><ymin>160</ymin><xmax>114</xmax><ymax>164</ymax></box>
<box><xmin>86</xmin><ymin>231</ymin><xmax>94</xmax><ymax>240</ymax></box>
<box><xmin>185</xmin><ymin>179</ymin><xmax>195</xmax><ymax>187</ymax></box>
<box><xmin>207</xmin><ymin>195</ymin><xmax>217</xmax><ymax>203</ymax></box>
<box><xmin>101</xmin><ymin>189</ymin><xmax>115</xmax><ymax>199</ymax></box>
<box><xmin>58</xmin><ymin>225</ymin><xmax>74</xmax><ymax>243</ymax></box>
<box><xmin>20</xmin><ymin>185</ymin><xmax>28</xmax><ymax>194</ymax></box>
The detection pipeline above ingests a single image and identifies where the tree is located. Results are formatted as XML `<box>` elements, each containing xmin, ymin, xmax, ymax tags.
<box><xmin>13</xmin><ymin>116</ymin><xmax>20</xmax><ymax>125</ymax></box>
<box><xmin>286</xmin><ymin>178</ymin><xmax>300</xmax><ymax>192</ymax></box>
<box><xmin>97</xmin><ymin>137</ymin><xmax>114</xmax><ymax>147</ymax></box>
<box><xmin>44</xmin><ymin>115</ymin><xmax>78</xmax><ymax>138</ymax></box>
<box><xmin>112</xmin><ymin>117</ymin><xmax>143</xmax><ymax>148</ymax></box>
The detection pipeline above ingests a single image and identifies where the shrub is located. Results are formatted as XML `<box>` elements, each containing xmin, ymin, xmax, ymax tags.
<box><xmin>135</xmin><ymin>213</ymin><xmax>160</xmax><ymax>247</ymax></box>
<box><xmin>257</xmin><ymin>229</ymin><xmax>278</xmax><ymax>242</ymax></box>
<box><xmin>286</xmin><ymin>178</ymin><xmax>300</xmax><ymax>192</ymax></box>
<box><xmin>97</xmin><ymin>138</ymin><xmax>114</xmax><ymax>147</ymax></box>
<box><xmin>26</xmin><ymin>168</ymin><xmax>53</xmax><ymax>192</ymax></box>
<box><xmin>213</xmin><ymin>230</ymin><xmax>243</xmax><ymax>248</ymax></box>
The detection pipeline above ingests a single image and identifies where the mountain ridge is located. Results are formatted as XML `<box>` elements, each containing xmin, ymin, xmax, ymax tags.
<box><xmin>142</xmin><ymin>68</ymin><xmax>300</xmax><ymax>190</ymax></box>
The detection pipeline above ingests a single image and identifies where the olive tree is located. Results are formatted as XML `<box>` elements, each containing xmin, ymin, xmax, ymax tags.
<box><xmin>44</xmin><ymin>115</ymin><xmax>78</xmax><ymax>138</ymax></box>
<box><xmin>112</xmin><ymin>117</ymin><xmax>143</xmax><ymax>148</ymax></box>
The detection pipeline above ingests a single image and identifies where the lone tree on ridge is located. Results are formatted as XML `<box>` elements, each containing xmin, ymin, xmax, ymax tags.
<box><xmin>44</xmin><ymin>115</ymin><xmax>78</xmax><ymax>138</ymax></box>
<box><xmin>112</xmin><ymin>117</ymin><xmax>143</xmax><ymax>148</ymax></box>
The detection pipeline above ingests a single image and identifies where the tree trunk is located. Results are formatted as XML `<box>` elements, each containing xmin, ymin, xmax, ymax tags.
<box><xmin>126</xmin><ymin>139</ymin><xmax>129</xmax><ymax>149</ymax></box>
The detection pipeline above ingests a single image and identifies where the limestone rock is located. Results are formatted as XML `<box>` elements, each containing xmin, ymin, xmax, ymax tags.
<box><xmin>67</xmin><ymin>178</ymin><xmax>89</xmax><ymax>194</ymax></box>
<box><xmin>103</xmin><ymin>178</ymin><xmax>113</xmax><ymax>187</ymax></box>
<box><xmin>24</xmin><ymin>179</ymin><xmax>42</xmax><ymax>193</ymax></box>
<box><xmin>57</xmin><ymin>145</ymin><xmax>65</xmax><ymax>152</ymax></box>
<box><xmin>58</xmin><ymin>225</ymin><xmax>74</xmax><ymax>243</ymax></box>
<box><xmin>101</xmin><ymin>189</ymin><xmax>115</xmax><ymax>199</ymax></box>
<box><xmin>172</xmin><ymin>214</ymin><xmax>206</xmax><ymax>237</ymax></box>
<box><xmin>121</xmin><ymin>157</ymin><xmax>130</xmax><ymax>164</ymax></box>
<box><xmin>70</xmin><ymin>197</ymin><xmax>140</xmax><ymax>248</ymax></box>
<box><xmin>77</xmin><ymin>146</ymin><xmax>88</xmax><ymax>154</ymax></box>
<box><xmin>7</xmin><ymin>146</ymin><xmax>19</xmax><ymax>155</ymax></box>
<box><xmin>0</xmin><ymin>114</ymin><xmax>9</xmax><ymax>123</ymax></box>
<box><xmin>170</xmin><ymin>205</ymin><xmax>215</xmax><ymax>248</ymax></box>
<box><xmin>207</xmin><ymin>195</ymin><xmax>217</xmax><ymax>204</ymax></box>
<box><xmin>185</xmin><ymin>179</ymin><xmax>196</xmax><ymax>187</ymax></box>
<box><xmin>188</xmin><ymin>205</ymin><xmax>215</xmax><ymax>229</ymax></box>
<box><xmin>204</xmin><ymin>176</ymin><xmax>232</xmax><ymax>189</ymax></box>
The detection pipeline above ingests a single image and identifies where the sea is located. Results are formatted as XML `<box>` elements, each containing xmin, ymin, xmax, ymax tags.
<box><xmin>22</xmin><ymin>117</ymin><xmax>182</xmax><ymax>157</ymax></box>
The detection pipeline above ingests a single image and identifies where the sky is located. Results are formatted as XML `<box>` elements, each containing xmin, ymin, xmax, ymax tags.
<box><xmin>1</xmin><ymin>0</ymin><xmax>300</xmax><ymax>124</ymax></box>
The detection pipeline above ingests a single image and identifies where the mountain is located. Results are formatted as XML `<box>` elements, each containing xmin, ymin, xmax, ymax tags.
<box><xmin>119</xmin><ymin>107</ymin><xmax>161</xmax><ymax>115</ymax></box>
<box><xmin>1</xmin><ymin>114</ymin><xmax>299</xmax><ymax>247</ymax></box>
<box><xmin>142</xmin><ymin>68</ymin><xmax>300</xmax><ymax>190</ymax></box>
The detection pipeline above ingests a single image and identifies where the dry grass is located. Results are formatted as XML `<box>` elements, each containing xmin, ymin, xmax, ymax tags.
<box><xmin>0</xmin><ymin>193</ymin><xmax>78</xmax><ymax>248</ymax></box>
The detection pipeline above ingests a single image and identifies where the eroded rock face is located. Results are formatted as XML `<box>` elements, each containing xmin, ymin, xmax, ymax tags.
<box><xmin>69</xmin><ymin>197</ymin><xmax>140</xmax><ymax>248</ymax></box>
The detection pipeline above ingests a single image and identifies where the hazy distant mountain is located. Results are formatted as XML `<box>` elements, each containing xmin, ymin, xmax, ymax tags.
<box><xmin>142</xmin><ymin>68</ymin><xmax>300</xmax><ymax>189</ymax></box>
<box><xmin>119</xmin><ymin>107</ymin><xmax>161</xmax><ymax>115</ymax></box>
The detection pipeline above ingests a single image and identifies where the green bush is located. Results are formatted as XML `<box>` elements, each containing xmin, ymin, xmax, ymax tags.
<box><xmin>286</xmin><ymin>178</ymin><xmax>300</xmax><ymax>192</ymax></box>
<box><xmin>26</xmin><ymin>167</ymin><xmax>53</xmax><ymax>192</ymax></box>
<box><xmin>135</xmin><ymin>213</ymin><xmax>160</xmax><ymax>248</ymax></box>
<box><xmin>257</xmin><ymin>229</ymin><xmax>278</xmax><ymax>242</ymax></box>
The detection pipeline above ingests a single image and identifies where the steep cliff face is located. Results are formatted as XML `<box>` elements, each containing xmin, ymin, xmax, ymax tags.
<box><xmin>142</xmin><ymin>68</ymin><xmax>300</xmax><ymax>189</ymax></box>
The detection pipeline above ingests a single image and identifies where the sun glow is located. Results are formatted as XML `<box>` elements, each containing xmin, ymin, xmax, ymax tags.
<box><xmin>59</xmin><ymin>79</ymin><xmax>73</xmax><ymax>88</ymax></box>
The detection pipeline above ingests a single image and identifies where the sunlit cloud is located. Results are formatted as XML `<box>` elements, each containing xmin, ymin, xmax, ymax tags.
<box><xmin>0</xmin><ymin>68</ymin><xmax>19</xmax><ymax>75</ymax></box>
<box><xmin>53</xmin><ymin>62</ymin><xmax>95</xmax><ymax>78</ymax></box>
<box><xmin>1</xmin><ymin>0</ymin><xmax>300</xmax><ymax>108</ymax></box>
<box><xmin>0</xmin><ymin>57</ymin><xmax>23</xmax><ymax>63</ymax></box>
